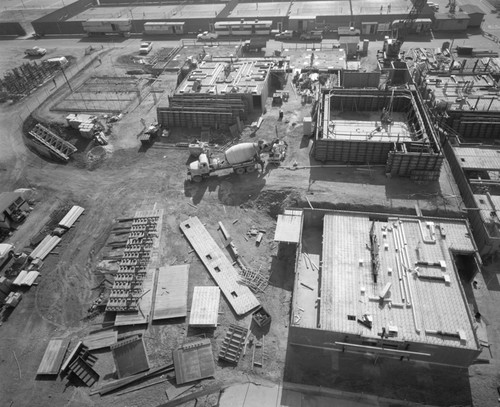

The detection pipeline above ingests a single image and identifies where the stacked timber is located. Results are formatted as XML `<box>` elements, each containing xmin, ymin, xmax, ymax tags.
<box><xmin>29</xmin><ymin>235</ymin><xmax>61</xmax><ymax>260</ymax></box>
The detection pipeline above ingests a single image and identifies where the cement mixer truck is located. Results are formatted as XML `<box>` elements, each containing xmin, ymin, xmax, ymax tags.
<box><xmin>187</xmin><ymin>141</ymin><xmax>270</xmax><ymax>182</ymax></box>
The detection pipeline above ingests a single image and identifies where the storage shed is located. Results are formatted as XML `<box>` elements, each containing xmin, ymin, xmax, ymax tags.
<box><xmin>460</xmin><ymin>4</ymin><xmax>486</xmax><ymax>28</ymax></box>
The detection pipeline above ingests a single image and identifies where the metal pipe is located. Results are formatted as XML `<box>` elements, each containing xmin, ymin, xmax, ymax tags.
<box><xmin>394</xmin><ymin>223</ymin><xmax>410</xmax><ymax>305</ymax></box>
<box><xmin>392</xmin><ymin>225</ymin><xmax>407</xmax><ymax>303</ymax></box>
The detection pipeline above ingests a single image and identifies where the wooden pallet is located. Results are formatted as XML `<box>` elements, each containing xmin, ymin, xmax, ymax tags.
<box><xmin>68</xmin><ymin>357</ymin><xmax>100</xmax><ymax>387</ymax></box>
<box><xmin>218</xmin><ymin>324</ymin><xmax>248</xmax><ymax>364</ymax></box>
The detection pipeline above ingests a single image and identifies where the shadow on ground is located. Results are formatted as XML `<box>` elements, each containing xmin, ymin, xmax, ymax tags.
<box><xmin>283</xmin><ymin>343</ymin><xmax>472</xmax><ymax>406</ymax></box>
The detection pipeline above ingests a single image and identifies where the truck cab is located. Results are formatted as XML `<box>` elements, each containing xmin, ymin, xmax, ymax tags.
<box><xmin>275</xmin><ymin>30</ymin><xmax>294</xmax><ymax>41</ymax></box>
<box><xmin>197</xmin><ymin>31</ymin><xmax>218</xmax><ymax>41</ymax></box>
<box><xmin>188</xmin><ymin>154</ymin><xmax>212</xmax><ymax>182</ymax></box>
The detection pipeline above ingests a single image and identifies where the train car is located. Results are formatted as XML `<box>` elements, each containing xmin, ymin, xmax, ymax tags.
<box><xmin>214</xmin><ymin>20</ymin><xmax>272</xmax><ymax>36</ymax></box>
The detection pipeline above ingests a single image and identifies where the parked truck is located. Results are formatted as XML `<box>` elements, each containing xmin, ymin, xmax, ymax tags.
<box><xmin>187</xmin><ymin>141</ymin><xmax>270</xmax><ymax>182</ymax></box>
<box><xmin>25</xmin><ymin>46</ymin><xmax>46</xmax><ymax>57</ymax></box>
<box><xmin>243</xmin><ymin>38</ymin><xmax>267</xmax><ymax>52</ymax></box>
<box><xmin>82</xmin><ymin>18</ymin><xmax>132</xmax><ymax>37</ymax></box>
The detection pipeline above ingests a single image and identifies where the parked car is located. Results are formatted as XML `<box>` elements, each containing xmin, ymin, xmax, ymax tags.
<box><xmin>139</xmin><ymin>41</ymin><xmax>153</xmax><ymax>55</ymax></box>
<box><xmin>25</xmin><ymin>46</ymin><xmax>46</xmax><ymax>56</ymax></box>
<box><xmin>197</xmin><ymin>31</ymin><xmax>218</xmax><ymax>41</ymax></box>
<box><xmin>275</xmin><ymin>30</ymin><xmax>295</xmax><ymax>41</ymax></box>
<box><xmin>299</xmin><ymin>31</ymin><xmax>323</xmax><ymax>41</ymax></box>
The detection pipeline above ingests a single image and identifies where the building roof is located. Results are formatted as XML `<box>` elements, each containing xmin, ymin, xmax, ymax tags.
<box><xmin>295</xmin><ymin>211</ymin><xmax>479</xmax><ymax>351</ymax></box>
<box><xmin>274</xmin><ymin>210</ymin><xmax>303</xmax><ymax>243</ymax></box>
<box><xmin>0</xmin><ymin>192</ymin><xmax>22</xmax><ymax>213</ymax></box>
<box><xmin>289</xmin><ymin>0</ymin><xmax>409</xmax><ymax>19</ymax></box>
<box><xmin>453</xmin><ymin>147</ymin><xmax>500</xmax><ymax>171</ymax></box>
<box><xmin>70</xmin><ymin>4</ymin><xmax>225</xmax><ymax>22</ymax></box>
<box><xmin>175</xmin><ymin>59</ymin><xmax>271</xmax><ymax>96</ymax></box>
<box><xmin>434</xmin><ymin>12</ymin><xmax>470</xmax><ymax>20</ymax></box>
<box><xmin>228</xmin><ymin>2</ymin><xmax>291</xmax><ymax>18</ymax></box>
<box><xmin>460</xmin><ymin>4</ymin><xmax>486</xmax><ymax>15</ymax></box>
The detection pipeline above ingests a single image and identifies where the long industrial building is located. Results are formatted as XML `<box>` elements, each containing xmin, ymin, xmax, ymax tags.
<box><xmin>313</xmin><ymin>88</ymin><xmax>444</xmax><ymax>180</ymax></box>
<box><xmin>275</xmin><ymin>208</ymin><xmax>482</xmax><ymax>368</ymax></box>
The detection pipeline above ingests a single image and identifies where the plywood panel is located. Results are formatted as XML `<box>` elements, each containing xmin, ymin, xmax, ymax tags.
<box><xmin>180</xmin><ymin>217</ymin><xmax>259</xmax><ymax>316</ymax></box>
<box><xmin>189</xmin><ymin>286</ymin><xmax>220</xmax><ymax>327</ymax></box>
<box><xmin>153</xmin><ymin>265</ymin><xmax>189</xmax><ymax>321</ymax></box>
<box><xmin>37</xmin><ymin>338</ymin><xmax>70</xmax><ymax>375</ymax></box>
<box><xmin>82</xmin><ymin>330</ymin><xmax>118</xmax><ymax>350</ymax></box>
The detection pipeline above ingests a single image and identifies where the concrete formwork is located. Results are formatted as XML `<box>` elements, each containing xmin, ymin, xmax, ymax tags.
<box><xmin>442</xmin><ymin>137</ymin><xmax>500</xmax><ymax>256</ymax></box>
<box><xmin>313</xmin><ymin>88</ymin><xmax>443</xmax><ymax>179</ymax></box>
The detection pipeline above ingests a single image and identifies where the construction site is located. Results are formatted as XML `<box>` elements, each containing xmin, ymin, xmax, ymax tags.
<box><xmin>1</xmin><ymin>0</ymin><xmax>500</xmax><ymax>406</ymax></box>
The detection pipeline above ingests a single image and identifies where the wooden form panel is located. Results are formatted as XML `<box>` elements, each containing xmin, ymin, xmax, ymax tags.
<box><xmin>111</xmin><ymin>336</ymin><xmax>149</xmax><ymax>379</ymax></box>
<box><xmin>180</xmin><ymin>216</ymin><xmax>260</xmax><ymax>316</ymax></box>
<box><xmin>82</xmin><ymin>330</ymin><xmax>118</xmax><ymax>350</ymax></box>
<box><xmin>37</xmin><ymin>338</ymin><xmax>70</xmax><ymax>375</ymax></box>
<box><xmin>189</xmin><ymin>286</ymin><xmax>220</xmax><ymax>327</ymax></box>
<box><xmin>173</xmin><ymin>338</ymin><xmax>215</xmax><ymax>385</ymax></box>
<box><xmin>153</xmin><ymin>264</ymin><xmax>190</xmax><ymax>321</ymax></box>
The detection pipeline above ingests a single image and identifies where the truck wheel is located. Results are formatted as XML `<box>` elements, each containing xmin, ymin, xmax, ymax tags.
<box><xmin>192</xmin><ymin>175</ymin><xmax>203</xmax><ymax>183</ymax></box>
<box><xmin>234</xmin><ymin>167</ymin><xmax>245</xmax><ymax>175</ymax></box>
<box><xmin>246</xmin><ymin>166</ymin><xmax>256</xmax><ymax>173</ymax></box>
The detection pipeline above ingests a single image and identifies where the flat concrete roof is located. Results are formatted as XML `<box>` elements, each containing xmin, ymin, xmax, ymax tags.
<box><xmin>289</xmin><ymin>0</ymin><xmax>409</xmax><ymax>19</ymax></box>
<box><xmin>316</xmin><ymin>213</ymin><xmax>477</xmax><ymax>349</ymax></box>
<box><xmin>175</xmin><ymin>59</ymin><xmax>270</xmax><ymax>96</ymax></box>
<box><xmin>228</xmin><ymin>2</ymin><xmax>291</xmax><ymax>18</ymax></box>
<box><xmin>294</xmin><ymin>211</ymin><xmax>479</xmax><ymax>350</ymax></box>
<box><xmin>453</xmin><ymin>146</ymin><xmax>500</xmax><ymax>171</ymax></box>
<box><xmin>69</xmin><ymin>4</ymin><xmax>225</xmax><ymax>22</ymax></box>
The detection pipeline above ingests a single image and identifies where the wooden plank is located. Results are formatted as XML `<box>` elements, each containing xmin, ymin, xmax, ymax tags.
<box><xmin>153</xmin><ymin>265</ymin><xmax>189</xmax><ymax>321</ymax></box>
<box><xmin>180</xmin><ymin>217</ymin><xmax>260</xmax><ymax>316</ymax></box>
<box><xmin>189</xmin><ymin>286</ymin><xmax>220</xmax><ymax>327</ymax></box>
<box><xmin>61</xmin><ymin>341</ymin><xmax>83</xmax><ymax>373</ymax></box>
<box><xmin>82</xmin><ymin>330</ymin><xmax>118</xmax><ymax>350</ymax></box>
<box><xmin>37</xmin><ymin>338</ymin><xmax>70</xmax><ymax>375</ymax></box>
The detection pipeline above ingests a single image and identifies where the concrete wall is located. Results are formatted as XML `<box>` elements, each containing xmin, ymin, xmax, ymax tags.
<box><xmin>433</xmin><ymin>16</ymin><xmax>470</xmax><ymax>31</ymax></box>
<box><xmin>442</xmin><ymin>138</ymin><xmax>500</xmax><ymax>256</ymax></box>
<box><xmin>288</xmin><ymin>326</ymin><xmax>481</xmax><ymax>367</ymax></box>
<box><xmin>31</xmin><ymin>0</ymin><xmax>94</xmax><ymax>35</ymax></box>
<box><xmin>341</xmin><ymin>71</ymin><xmax>380</xmax><ymax>88</ymax></box>
<box><xmin>0</xmin><ymin>22</ymin><xmax>26</xmax><ymax>36</ymax></box>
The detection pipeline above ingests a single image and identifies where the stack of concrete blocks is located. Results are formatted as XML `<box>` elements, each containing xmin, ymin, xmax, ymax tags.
<box><xmin>66</xmin><ymin>114</ymin><xmax>97</xmax><ymax>139</ymax></box>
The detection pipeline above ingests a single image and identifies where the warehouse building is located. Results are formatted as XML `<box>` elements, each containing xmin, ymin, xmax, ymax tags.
<box><xmin>275</xmin><ymin>208</ymin><xmax>482</xmax><ymax>368</ymax></box>
<box><xmin>313</xmin><ymin>88</ymin><xmax>443</xmax><ymax>180</ymax></box>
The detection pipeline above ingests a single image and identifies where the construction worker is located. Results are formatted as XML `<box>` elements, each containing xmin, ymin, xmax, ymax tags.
<box><xmin>279</xmin><ymin>109</ymin><xmax>284</xmax><ymax>121</ymax></box>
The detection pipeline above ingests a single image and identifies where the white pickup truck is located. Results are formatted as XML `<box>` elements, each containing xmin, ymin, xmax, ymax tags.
<box><xmin>25</xmin><ymin>46</ymin><xmax>46</xmax><ymax>56</ymax></box>
<box><xmin>197</xmin><ymin>31</ymin><xmax>218</xmax><ymax>41</ymax></box>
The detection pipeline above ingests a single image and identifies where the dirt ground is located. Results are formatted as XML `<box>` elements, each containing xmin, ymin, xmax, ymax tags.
<box><xmin>1</xmin><ymin>31</ymin><xmax>500</xmax><ymax>407</ymax></box>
